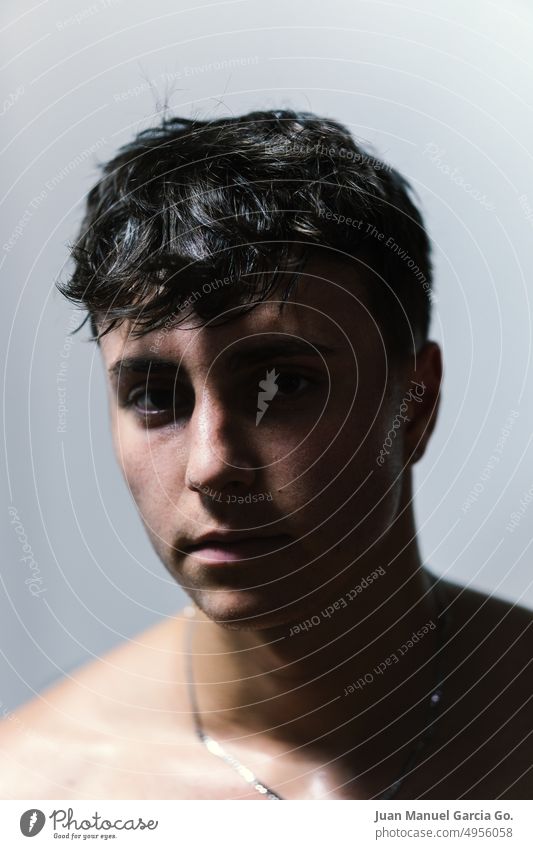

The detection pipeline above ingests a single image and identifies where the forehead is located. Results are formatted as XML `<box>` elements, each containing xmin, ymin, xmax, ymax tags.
<box><xmin>99</xmin><ymin>252</ymin><xmax>384</xmax><ymax>367</ymax></box>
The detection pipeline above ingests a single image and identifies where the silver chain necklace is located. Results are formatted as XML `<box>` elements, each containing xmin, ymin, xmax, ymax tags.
<box><xmin>184</xmin><ymin>581</ymin><xmax>449</xmax><ymax>800</ymax></box>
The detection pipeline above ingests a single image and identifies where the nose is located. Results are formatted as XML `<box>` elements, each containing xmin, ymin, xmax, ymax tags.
<box><xmin>185</xmin><ymin>387</ymin><xmax>257</xmax><ymax>495</ymax></box>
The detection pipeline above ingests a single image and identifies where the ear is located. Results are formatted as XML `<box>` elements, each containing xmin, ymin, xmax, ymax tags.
<box><xmin>403</xmin><ymin>341</ymin><xmax>442</xmax><ymax>466</ymax></box>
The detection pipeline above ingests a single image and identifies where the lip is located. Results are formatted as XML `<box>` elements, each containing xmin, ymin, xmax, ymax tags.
<box><xmin>185</xmin><ymin>534</ymin><xmax>292</xmax><ymax>563</ymax></box>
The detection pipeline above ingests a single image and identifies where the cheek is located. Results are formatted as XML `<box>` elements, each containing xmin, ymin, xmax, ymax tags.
<box><xmin>279</xmin><ymin>394</ymin><xmax>405</xmax><ymax>537</ymax></box>
<box><xmin>112</xmin><ymin>419</ymin><xmax>183</xmax><ymax>521</ymax></box>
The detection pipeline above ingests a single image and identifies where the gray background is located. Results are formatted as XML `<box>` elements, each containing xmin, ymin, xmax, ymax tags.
<box><xmin>2</xmin><ymin>0</ymin><xmax>533</xmax><ymax>712</ymax></box>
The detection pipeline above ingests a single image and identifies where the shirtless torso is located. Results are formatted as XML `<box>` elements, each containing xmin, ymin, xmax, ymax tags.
<box><xmin>1</xmin><ymin>580</ymin><xmax>532</xmax><ymax>800</ymax></box>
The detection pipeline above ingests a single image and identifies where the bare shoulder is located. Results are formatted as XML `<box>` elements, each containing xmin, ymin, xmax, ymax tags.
<box><xmin>442</xmin><ymin>577</ymin><xmax>533</xmax><ymax>657</ymax></box>
<box><xmin>435</xmin><ymin>578</ymin><xmax>533</xmax><ymax>798</ymax></box>
<box><xmin>441</xmin><ymin>576</ymin><xmax>533</xmax><ymax>713</ymax></box>
<box><xmin>0</xmin><ymin>609</ymin><xmax>197</xmax><ymax>799</ymax></box>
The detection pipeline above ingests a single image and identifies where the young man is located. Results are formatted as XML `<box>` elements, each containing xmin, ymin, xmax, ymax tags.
<box><xmin>2</xmin><ymin>110</ymin><xmax>532</xmax><ymax>799</ymax></box>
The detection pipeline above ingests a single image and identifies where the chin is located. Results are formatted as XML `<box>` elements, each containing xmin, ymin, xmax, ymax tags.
<box><xmin>163</xmin><ymin>545</ymin><xmax>339</xmax><ymax>632</ymax></box>
<box><xmin>188</xmin><ymin>586</ymin><xmax>313</xmax><ymax>632</ymax></box>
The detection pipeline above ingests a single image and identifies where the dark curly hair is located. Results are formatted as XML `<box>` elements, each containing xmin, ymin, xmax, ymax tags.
<box><xmin>58</xmin><ymin>108</ymin><xmax>433</xmax><ymax>357</ymax></box>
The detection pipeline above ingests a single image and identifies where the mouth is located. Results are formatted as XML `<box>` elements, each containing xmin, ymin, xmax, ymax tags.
<box><xmin>184</xmin><ymin>534</ymin><xmax>293</xmax><ymax>564</ymax></box>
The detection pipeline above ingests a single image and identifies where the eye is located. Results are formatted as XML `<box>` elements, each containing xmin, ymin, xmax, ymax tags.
<box><xmin>122</xmin><ymin>379</ymin><xmax>192</xmax><ymax>425</ymax></box>
<box><xmin>128</xmin><ymin>386</ymin><xmax>175</xmax><ymax>415</ymax></box>
<box><xmin>274</xmin><ymin>372</ymin><xmax>312</xmax><ymax>396</ymax></box>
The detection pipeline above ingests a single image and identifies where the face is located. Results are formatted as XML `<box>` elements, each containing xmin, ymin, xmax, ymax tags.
<box><xmin>100</xmin><ymin>252</ymin><xmax>438</xmax><ymax>630</ymax></box>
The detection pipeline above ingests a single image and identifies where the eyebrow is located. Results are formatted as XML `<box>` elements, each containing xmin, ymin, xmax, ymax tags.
<box><xmin>226</xmin><ymin>338</ymin><xmax>337</xmax><ymax>371</ymax></box>
<box><xmin>108</xmin><ymin>357</ymin><xmax>179</xmax><ymax>380</ymax></box>
<box><xmin>108</xmin><ymin>339</ymin><xmax>337</xmax><ymax>380</ymax></box>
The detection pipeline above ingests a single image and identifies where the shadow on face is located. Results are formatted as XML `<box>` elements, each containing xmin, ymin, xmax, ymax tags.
<box><xmin>99</xmin><ymin>251</ymin><xmax>441</xmax><ymax>629</ymax></box>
